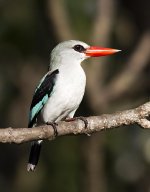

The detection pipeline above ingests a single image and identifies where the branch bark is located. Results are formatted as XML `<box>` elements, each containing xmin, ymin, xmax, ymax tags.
<box><xmin>0</xmin><ymin>102</ymin><xmax>149</xmax><ymax>144</ymax></box>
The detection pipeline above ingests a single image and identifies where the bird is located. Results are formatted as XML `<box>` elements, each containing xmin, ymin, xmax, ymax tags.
<box><xmin>27</xmin><ymin>40</ymin><xmax>120</xmax><ymax>171</ymax></box>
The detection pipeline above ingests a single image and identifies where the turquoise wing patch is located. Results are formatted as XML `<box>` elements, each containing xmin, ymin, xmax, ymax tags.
<box><xmin>29</xmin><ymin>94</ymin><xmax>49</xmax><ymax>123</ymax></box>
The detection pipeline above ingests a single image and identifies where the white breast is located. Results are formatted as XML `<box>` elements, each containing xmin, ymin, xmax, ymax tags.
<box><xmin>42</xmin><ymin>64</ymin><xmax>86</xmax><ymax>123</ymax></box>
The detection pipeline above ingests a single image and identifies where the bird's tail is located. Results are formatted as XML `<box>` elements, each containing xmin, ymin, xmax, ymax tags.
<box><xmin>27</xmin><ymin>140</ymin><xmax>42</xmax><ymax>172</ymax></box>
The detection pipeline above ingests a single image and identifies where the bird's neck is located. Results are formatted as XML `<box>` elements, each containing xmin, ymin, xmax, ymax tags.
<box><xmin>49</xmin><ymin>56</ymin><xmax>84</xmax><ymax>74</ymax></box>
<box><xmin>49</xmin><ymin>56</ymin><xmax>86</xmax><ymax>91</ymax></box>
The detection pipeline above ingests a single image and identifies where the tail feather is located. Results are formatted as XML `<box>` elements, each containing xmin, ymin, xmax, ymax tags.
<box><xmin>27</xmin><ymin>141</ymin><xmax>42</xmax><ymax>172</ymax></box>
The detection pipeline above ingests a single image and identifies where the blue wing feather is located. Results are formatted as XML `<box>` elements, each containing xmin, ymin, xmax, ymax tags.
<box><xmin>29</xmin><ymin>94</ymin><xmax>49</xmax><ymax>124</ymax></box>
<box><xmin>28</xmin><ymin>69</ymin><xmax>59</xmax><ymax>128</ymax></box>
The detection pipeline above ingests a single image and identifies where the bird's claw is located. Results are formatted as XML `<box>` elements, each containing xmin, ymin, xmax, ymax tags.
<box><xmin>76</xmin><ymin>116</ymin><xmax>88</xmax><ymax>129</ymax></box>
<box><xmin>46</xmin><ymin>122</ymin><xmax>58</xmax><ymax>137</ymax></box>
<box><xmin>65</xmin><ymin>116</ymin><xmax>88</xmax><ymax>129</ymax></box>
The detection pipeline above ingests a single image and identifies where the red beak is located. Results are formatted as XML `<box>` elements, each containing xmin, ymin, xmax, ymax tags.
<box><xmin>85</xmin><ymin>46</ymin><xmax>121</xmax><ymax>57</ymax></box>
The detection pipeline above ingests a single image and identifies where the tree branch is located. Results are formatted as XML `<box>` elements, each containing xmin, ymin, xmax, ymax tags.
<box><xmin>0</xmin><ymin>102</ymin><xmax>149</xmax><ymax>144</ymax></box>
<box><xmin>101</xmin><ymin>32</ymin><xmax>150</xmax><ymax>102</ymax></box>
<box><xmin>85</xmin><ymin>0</ymin><xmax>117</xmax><ymax>110</ymax></box>
<box><xmin>86</xmin><ymin>31</ymin><xmax>150</xmax><ymax>112</ymax></box>
<box><xmin>47</xmin><ymin>0</ymin><xmax>74</xmax><ymax>40</ymax></box>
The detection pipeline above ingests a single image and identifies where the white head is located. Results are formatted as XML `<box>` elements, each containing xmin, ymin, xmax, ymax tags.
<box><xmin>49</xmin><ymin>40</ymin><xmax>120</xmax><ymax>70</ymax></box>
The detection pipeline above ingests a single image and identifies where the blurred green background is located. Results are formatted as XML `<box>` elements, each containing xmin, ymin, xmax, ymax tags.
<box><xmin>0</xmin><ymin>0</ymin><xmax>149</xmax><ymax>191</ymax></box>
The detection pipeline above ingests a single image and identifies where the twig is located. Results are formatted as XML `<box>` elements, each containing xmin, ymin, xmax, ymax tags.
<box><xmin>0</xmin><ymin>101</ymin><xmax>149</xmax><ymax>144</ymax></box>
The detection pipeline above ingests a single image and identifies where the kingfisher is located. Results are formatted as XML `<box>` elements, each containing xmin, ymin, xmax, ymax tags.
<box><xmin>27</xmin><ymin>40</ymin><xmax>120</xmax><ymax>171</ymax></box>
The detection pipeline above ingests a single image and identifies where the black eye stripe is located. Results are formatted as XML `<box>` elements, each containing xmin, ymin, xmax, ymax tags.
<box><xmin>73</xmin><ymin>44</ymin><xmax>86</xmax><ymax>53</ymax></box>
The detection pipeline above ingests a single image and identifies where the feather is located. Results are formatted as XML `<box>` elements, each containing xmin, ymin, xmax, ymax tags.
<box><xmin>28</xmin><ymin>69</ymin><xmax>59</xmax><ymax>128</ymax></box>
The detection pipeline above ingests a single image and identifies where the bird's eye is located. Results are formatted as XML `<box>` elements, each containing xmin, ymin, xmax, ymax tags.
<box><xmin>73</xmin><ymin>44</ymin><xmax>86</xmax><ymax>53</ymax></box>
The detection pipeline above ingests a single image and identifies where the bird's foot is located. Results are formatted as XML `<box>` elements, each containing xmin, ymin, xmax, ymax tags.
<box><xmin>46</xmin><ymin>122</ymin><xmax>58</xmax><ymax>137</ymax></box>
<box><xmin>65</xmin><ymin>116</ymin><xmax>88</xmax><ymax>129</ymax></box>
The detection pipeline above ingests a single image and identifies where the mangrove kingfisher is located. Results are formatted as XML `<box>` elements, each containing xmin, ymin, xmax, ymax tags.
<box><xmin>27</xmin><ymin>40</ymin><xmax>120</xmax><ymax>171</ymax></box>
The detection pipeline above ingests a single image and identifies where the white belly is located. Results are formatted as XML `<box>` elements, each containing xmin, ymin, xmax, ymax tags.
<box><xmin>41</xmin><ymin>67</ymin><xmax>86</xmax><ymax>123</ymax></box>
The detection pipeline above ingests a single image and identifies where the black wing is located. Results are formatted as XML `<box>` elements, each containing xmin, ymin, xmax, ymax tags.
<box><xmin>28</xmin><ymin>69</ymin><xmax>59</xmax><ymax>127</ymax></box>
